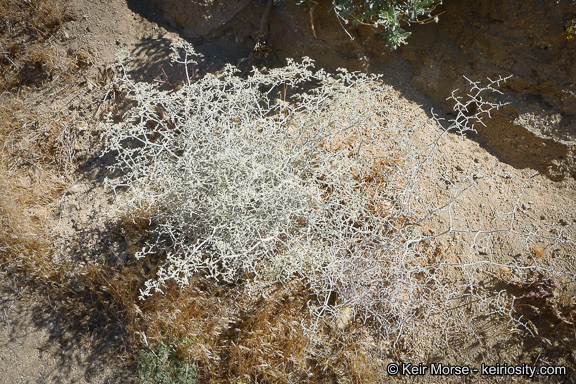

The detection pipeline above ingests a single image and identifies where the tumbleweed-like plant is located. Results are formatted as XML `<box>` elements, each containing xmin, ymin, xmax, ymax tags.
<box><xmin>102</xmin><ymin>42</ymin><xmax>575</xmax><ymax>343</ymax></box>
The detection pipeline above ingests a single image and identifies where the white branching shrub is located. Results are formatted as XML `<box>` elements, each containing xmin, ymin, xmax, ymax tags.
<box><xmin>102</xmin><ymin>44</ymin><xmax>575</xmax><ymax>341</ymax></box>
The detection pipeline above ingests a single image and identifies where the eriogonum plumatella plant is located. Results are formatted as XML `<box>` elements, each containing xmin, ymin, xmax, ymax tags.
<box><xmin>102</xmin><ymin>43</ymin><xmax>575</xmax><ymax>340</ymax></box>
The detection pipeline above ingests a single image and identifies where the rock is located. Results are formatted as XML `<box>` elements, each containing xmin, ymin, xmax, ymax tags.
<box><xmin>336</xmin><ymin>306</ymin><xmax>353</xmax><ymax>330</ymax></box>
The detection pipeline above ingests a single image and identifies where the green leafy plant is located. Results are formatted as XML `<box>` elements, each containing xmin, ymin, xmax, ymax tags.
<box><xmin>137</xmin><ymin>337</ymin><xmax>197</xmax><ymax>384</ymax></box>
<box><xmin>290</xmin><ymin>0</ymin><xmax>442</xmax><ymax>49</ymax></box>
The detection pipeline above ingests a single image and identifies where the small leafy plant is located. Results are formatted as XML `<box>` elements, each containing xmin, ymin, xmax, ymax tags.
<box><xmin>290</xmin><ymin>0</ymin><xmax>442</xmax><ymax>49</ymax></box>
<box><xmin>137</xmin><ymin>340</ymin><xmax>197</xmax><ymax>384</ymax></box>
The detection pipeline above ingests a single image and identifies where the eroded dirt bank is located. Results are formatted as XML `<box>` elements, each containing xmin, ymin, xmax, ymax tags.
<box><xmin>148</xmin><ymin>0</ymin><xmax>576</xmax><ymax>180</ymax></box>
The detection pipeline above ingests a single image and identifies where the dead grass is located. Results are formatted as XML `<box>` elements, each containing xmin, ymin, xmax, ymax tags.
<box><xmin>0</xmin><ymin>0</ymin><xmax>87</xmax><ymax>283</ymax></box>
<box><xmin>0</xmin><ymin>0</ymin><xmax>98</xmax><ymax>348</ymax></box>
<box><xmin>0</xmin><ymin>0</ymin><xmax>72</xmax><ymax>90</ymax></box>
<box><xmin>0</xmin><ymin>98</ymin><xmax>66</xmax><ymax>281</ymax></box>
<box><xmin>95</xmin><ymin>267</ymin><xmax>393</xmax><ymax>383</ymax></box>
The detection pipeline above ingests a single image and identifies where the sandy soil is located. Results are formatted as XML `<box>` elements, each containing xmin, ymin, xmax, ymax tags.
<box><xmin>0</xmin><ymin>282</ymin><xmax>132</xmax><ymax>383</ymax></box>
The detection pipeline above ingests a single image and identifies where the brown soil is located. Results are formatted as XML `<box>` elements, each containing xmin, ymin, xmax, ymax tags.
<box><xmin>1</xmin><ymin>0</ymin><xmax>575</xmax><ymax>383</ymax></box>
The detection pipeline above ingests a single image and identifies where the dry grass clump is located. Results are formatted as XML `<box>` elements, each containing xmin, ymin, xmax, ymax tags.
<box><xmin>0</xmin><ymin>0</ymin><xmax>69</xmax><ymax>36</ymax></box>
<box><xmin>0</xmin><ymin>0</ymin><xmax>129</xmax><ymax>366</ymax></box>
<box><xmin>0</xmin><ymin>0</ymin><xmax>72</xmax><ymax>90</ymax></box>
<box><xmin>0</xmin><ymin>97</ymin><xmax>68</xmax><ymax>281</ymax></box>
<box><xmin>0</xmin><ymin>27</ymin><xmax>145</xmax><ymax>377</ymax></box>
<box><xmin>0</xmin><ymin>0</ymin><xmax>94</xmax><ymax>285</ymax></box>
<box><xmin>104</xmin><ymin>269</ymin><xmax>392</xmax><ymax>383</ymax></box>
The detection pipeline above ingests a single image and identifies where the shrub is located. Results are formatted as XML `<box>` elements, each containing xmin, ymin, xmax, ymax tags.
<box><xmin>102</xmin><ymin>43</ymin><xmax>575</xmax><ymax>343</ymax></box>
<box><xmin>137</xmin><ymin>338</ymin><xmax>197</xmax><ymax>384</ymax></box>
<box><xmin>289</xmin><ymin>0</ymin><xmax>442</xmax><ymax>49</ymax></box>
<box><xmin>103</xmin><ymin>44</ymin><xmax>423</xmax><ymax>333</ymax></box>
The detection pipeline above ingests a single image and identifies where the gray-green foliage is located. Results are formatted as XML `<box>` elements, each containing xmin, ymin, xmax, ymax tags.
<box><xmin>288</xmin><ymin>0</ymin><xmax>442</xmax><ymax>49</ymax></box>
<box><xmin>137</xmin><ymin>340</ymin><xmax>196</xmax><ymax>384</ymax></box>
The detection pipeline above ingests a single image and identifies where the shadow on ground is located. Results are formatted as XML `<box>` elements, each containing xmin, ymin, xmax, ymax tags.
<box><xmin>0</xmin><ymin>273</ymin><xmax>135</xmax><ymax>383</ymax></box>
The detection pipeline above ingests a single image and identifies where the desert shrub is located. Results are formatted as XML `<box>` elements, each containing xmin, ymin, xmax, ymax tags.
<box><xmin>289</xmin><ymin>0</ymin><xmax>442</xmax><ymax>49</ymax></box>
<box><xmin>102</xmin><ymin>43</ymin><xmax>576</xmax><ymax>349</ymax></box>
<box><xmin>103</xmin><ymin>44</ymin><xmax>422</xmax><ymax>335</ymax></box>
